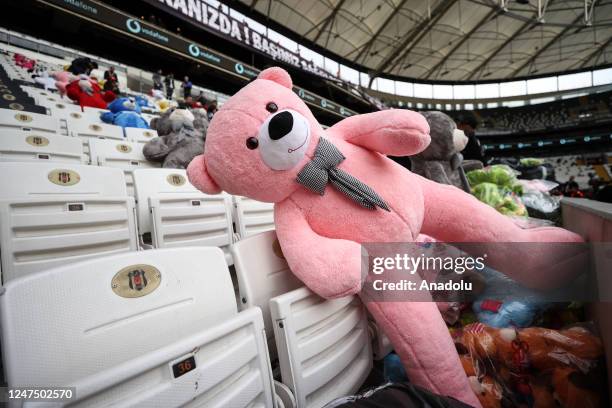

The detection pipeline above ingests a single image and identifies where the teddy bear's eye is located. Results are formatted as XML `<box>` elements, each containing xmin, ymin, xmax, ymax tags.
<box><xmin>246</xmin><ymin>137</ymin><xmax>259</xmax><ymax>150</ymax></box>
<box><xmin>266</xmin><ymin>102</ymin><xmax>278</xmax><ymax>113</ymax></box>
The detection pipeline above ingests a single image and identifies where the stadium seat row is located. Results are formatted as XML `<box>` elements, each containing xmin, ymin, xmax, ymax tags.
<box><xmin>1</xmin><ymin>241</ymin><xmax>373</xmax><ymax>407</ymax></box>
<box><xmin>0</xmin><ymin>162</ymin><xmax>274</xmax><ymax>284</ymax></box>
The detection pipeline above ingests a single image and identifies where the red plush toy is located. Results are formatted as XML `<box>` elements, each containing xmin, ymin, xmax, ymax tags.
<box><xmin>65</xmin><ymin>74</ymin><xmax>115</xmax><ymax>109</ymax></box>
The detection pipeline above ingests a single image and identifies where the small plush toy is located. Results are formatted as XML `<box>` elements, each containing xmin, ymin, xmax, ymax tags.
<box><xmin>101</xmin><ymin>97</ymin><xmax>148</xmax><ymax>129</ymax></box>
<box><xmin>410</xmin><ymin>111</ymin><xmax>471</xmax><ymax>192</ymax></box>
<box><xmin>472</xmin><ymin>266</ymin><xmax>551</xmax><ymax>328</ymax></box>
<box><xmin>151</xmin><ymin>89</ymin><xmax>172</xmax><ymax>112</ymax></box>
<box><xmin>186</xmin><ymin>67</ymin><xmax>584</xmax><ymax>407</ymax></box>
<box><xmin>65</xmin><ymin>74</ymin><xmax>115</xmax><ymax>109</ymax></box>
<box><xmin>143</xmin><ymin>108</ymin><xmax>207</xmax><ymax>169</ymax></box>
<box><xmin>53</xmin><ymin>71</ymin><xmax>76</xmax><ymax>97</ymax></box>
<box><xmin>33</xmin><ymin>71</ymin><xmax>57</xmax><ymax>91</ymax></box>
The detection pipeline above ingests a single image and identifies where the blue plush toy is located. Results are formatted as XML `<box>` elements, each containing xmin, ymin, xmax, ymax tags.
<box><xmin>134</xmin><ymin>95</ymin><xmax>153</xmax><ymax>109</ymax></box>
<box><xmin>101</xmin><ymin>97</ymin><xmax>149</xmax><ymax>129</ymax></box>
<box><xmin>472</xmin><ymin>266</ymin><xmax>552</xmax><ymax>328</ymax></box>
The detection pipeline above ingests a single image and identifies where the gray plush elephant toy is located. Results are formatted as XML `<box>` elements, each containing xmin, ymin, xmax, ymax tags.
<box><xmin>143</xmin><ymin>108</ymin><xmax>208</xmax><ymax>169</ymax></box>
<box><xmin>410</xmin><ymin>111</ymin><xmax>471</xmax><ymax>192</ymax></box>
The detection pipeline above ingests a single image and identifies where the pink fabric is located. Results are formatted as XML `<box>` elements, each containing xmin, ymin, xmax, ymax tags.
<box><xmin>187</xmin><ymin>67</ymin><xmax>584</xmax><ymax>407</ymax></box>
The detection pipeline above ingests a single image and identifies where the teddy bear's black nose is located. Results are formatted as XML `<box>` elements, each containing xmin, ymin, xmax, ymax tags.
<box><xmin>268</xmin><ymin>111</ymin><xmax>293</xmax><ymax>140</ymax></box>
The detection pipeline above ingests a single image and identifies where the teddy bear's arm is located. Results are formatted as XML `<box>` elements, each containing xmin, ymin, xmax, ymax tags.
<box><xmin>418</xmin><ymin>177</ymin><xmax>585</xmax><ymax>290</ymax></box>
<box><xmin>327</xmin><ymin>110</ymin><xmax>430</xmax><ymax>156</ymax></box>
<box><xmin>274</xmin><ymin>198</ymin><xmax>363</xmax><ymax>299</ymax></box>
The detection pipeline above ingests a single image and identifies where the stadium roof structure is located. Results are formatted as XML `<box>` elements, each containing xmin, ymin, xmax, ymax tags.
<box><xmin>238</xmin><ymin>0</ymin><xmax>612</xmax><ymax>82</ymax></box>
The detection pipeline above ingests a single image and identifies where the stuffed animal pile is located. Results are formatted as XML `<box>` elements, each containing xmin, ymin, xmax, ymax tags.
<box><xmin>143</xmin><ymin>108</ymin><xmax>207</xmax><ymax>169</ymax></box>
<box><xmin>14</xmin><ymin>53</ymin><xmax>36</xmax><ymax>71</ymax></box>
<box><xmin>455</xmin><ymin>323</ymin><xmax>605</xmax><ymax>408</ymax></box>
<box><xmin>186</xmin><ymin>67</ymin><xmax>585</xmax><ymax>407</ymax></box>
<box><xmin>65</xmin><ymin>74</ymin><xmax>115</xmax><ymax>109</ymax></box>
<box><xmin>101</xmin><ymin>97</ymin><xmax>148</xmax><ymax>129</ymax></box>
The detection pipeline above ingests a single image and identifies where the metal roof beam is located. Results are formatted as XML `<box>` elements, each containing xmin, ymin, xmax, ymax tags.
<box><xmin>312</xmin><ymin>0</ymin><xmax>347</xmax><ymax>43</ymax></box>
<box><xmin>354</xmin><ymin>0</ymin><xmax>409</xmax><ymax>64</ymax></box>
<box><xmin>424</xmin><ymin>8</ymin><xmax>499</xmax><ymax>79</ymax></box>
<box><xmin>467</xmin><ymin>17</ymin><xmax>535</xmax><ymax>80</ymax></box>
<box><xmin>370</xmin><ymin>0</ymin><xmax>457</xmax><ymax>79</ymax></box>
<box><xmin>579</xmin><ymin>34</ymin><xmax>612</xmax><ymax>68</ymax></box>
<box><xmin>511</xmin><ymin>12</ymin><xmax>584</xmax><ymax>76</ymax></box>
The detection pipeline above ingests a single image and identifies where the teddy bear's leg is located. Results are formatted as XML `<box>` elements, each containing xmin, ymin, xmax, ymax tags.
<box><xmin>364</xmin><ymin>300</ymin><xmax>482</xmax><ymax>407</ymax></box>
<box><xmin>418</xmin><ymin>177</ymin><xmax>585</xmax><ymax>290</ymax></box>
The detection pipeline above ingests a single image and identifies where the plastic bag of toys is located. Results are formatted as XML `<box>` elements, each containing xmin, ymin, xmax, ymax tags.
<box><xmin>467</xmin><ymin>165</ymin><xmax>527</xmax><ymax>217</ymax></box>
<box><xmin>453</xmin><ymin>323</ymin><xmax>608</xmax><ymax>408</ymax></box>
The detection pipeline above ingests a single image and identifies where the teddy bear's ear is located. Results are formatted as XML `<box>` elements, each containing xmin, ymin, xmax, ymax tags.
<box><xmin>257</xmin><ymin>67</ymin><xmax>292</xmax><ymax>89</ymax></box>
<box><xmin>187</xmin><ymin>155</ymin><xmax>222</xmax><ymax>194</ymax></box>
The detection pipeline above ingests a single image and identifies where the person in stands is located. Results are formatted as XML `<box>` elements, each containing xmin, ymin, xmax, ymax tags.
<box><xmin>206</xmin><ymin>100</ymin><xmax>218</xmax><ymax>121</ymax></box>
<box><xmin>152</xmin><ymin>69</ymin><xmax>163</xmax><ymax>91</ymax></box>
<box><xmin>182</xmin><ymin>76</ymin><xmax>192</xmax><ymax>99</ymax></box>
<box><xmin>164</xmin><ymin>73</ymin><xmax>174</xmax><ymax>100</ymax></box>
<box><xmin>196</xmin><ymin>90</ymin><xmax>209</xmax><ymax>106</ymax></box>
<box><xmin>564</xmin><ymin>176</ymin><xmax>580</xmax><ymax>196</ymax></box>
<box><xmin>103</xmin><ymin>66</ymin><xmax>119</xmax><ymax>93</ymax></box>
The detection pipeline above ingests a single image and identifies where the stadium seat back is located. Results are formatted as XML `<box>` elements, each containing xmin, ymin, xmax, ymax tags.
<box><xmin>0</xmin><ymin>129</ymin><xmax>83</xmax><ymax>163</ymax></box>
<box><xmin>133</xmin><ymin>169</ymin><xmax>234</xmax><ymax>261</ymax></box>
<box><xmin>67</xmin><ymin>119</ymin><xmax>125</xmax><ymax>157</ymax></box>
<box><xmin>271</xmin><ymin>288</ymin><xmax>372</xmax><ymax>408</ymax></box>
<box><xmin>133</xmin><ymin>169</ymin><xmax>201</xmax><ymax>235</ymax></box>
<box><xmin>124</xmin><ymin>127</ymin><xmax>158</xmax><ymax>144</ymax></box>
<box><xmin>233</xmin><ymin>196</ymin><xmax>275</xmax><ymax>239</ymax></box>
<box><xmin>47</xmin><ymin>101</ymin><xmax>83</xmax><ymax>115</ymax></box>
<box><xmin>149</xmin><ymin>192</ymin><xmax>234</xmax><ymax>264</ymax></box>
<box><xmin>0</xmin><ymin>108</ymin><xmax>59</xmax><ymax>135</ymax></box>
<box><xmin>232</xmin><ymin>230</ymin><xmax>303</xmax><ymax>358</ymax></box>
<box><xmin>0</xmin><ymin>162</ymin><xmax>137</xmax><ymax>283</ymax></box>
<box><xmin>89</xmin><ymin>139</ymin><xmax>159</xmax><ymax>195</ymax></box>
<box><xmin>0</xmin><ymin>247</ymin><xmax>275</xmax><ymax>407</ymax></box>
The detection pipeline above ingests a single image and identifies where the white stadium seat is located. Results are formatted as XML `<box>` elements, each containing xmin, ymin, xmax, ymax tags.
<box><xmin>82</xmin><ymin>106</ymin><xmax>110</xmax><ymax>116</ymax></box>
<box><xmin>125</xmin><ymin>127</ymin><xmax>158</xmax><ymax>144</ymax></box>
<box><xmin>0</xmin><ymin>247</ymin><xmax>276</xmax><ymax>408</ymax></box>
<box><xmin>47</xmin><ymin>100</ymin><xmax>83</xmax><ymax>115</ymax></box>
<box><xmin>133</xmin><ymin>169</ymin><xmax>234</xmax><ymax>263</ymax></box>
<box><xmin>0</xmin><ymin>129</ymin><xmax>83</xmax><ymax>163</ymax></box>
<box><xmin>233</xmin><ymin>196</ymin><xmax>275</xmax><ymax>239</ymax></box>
<box><xmin>271</xmin><ymin>288</ymin><xmax>372</xmax><ymax>408</ymax></box>
<box><xmin>34</xmin><ymin>93</ymin><xmax>61</xmax><ymax>106</ymax></box>
<box><xmin>0</xmin><ymin>108</ymin><xmax>60</xmax><ymax>135</ymax></box>
<box><xmin>232</xmin><ymin>230</ymin><xmax>303</xmax><ymax>359</ymax></box>
<box><xmin>89</xmin><ymin>139</ymin><xmax>159</xmax><ymax>195</ymax></box>
<box><xmin>67</xmin><ymin>119</ymin><xmax>125</xmax><ymax>157</ymax></box>
<box><xmin>0</xmin><ymin>162</ymin><xmax>138</xmax><ymax>283</ymax></box>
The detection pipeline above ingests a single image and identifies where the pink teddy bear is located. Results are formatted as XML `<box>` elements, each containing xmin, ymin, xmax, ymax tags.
<box><xmin>187</xmin><ymin>67</ymin><xmax>583</xmax><ymax>407</ymax></box>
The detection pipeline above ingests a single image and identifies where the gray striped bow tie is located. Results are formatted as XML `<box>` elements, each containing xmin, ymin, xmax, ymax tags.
<box><xmin>296</xmin><ymin>137</ymin><xmax>390</xmax><ymax>211</ymax></box>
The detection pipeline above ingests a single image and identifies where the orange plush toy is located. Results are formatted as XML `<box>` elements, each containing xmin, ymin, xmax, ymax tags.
<box><xmin>455</xmin><ymin>323</ymin><xmax>606</xmax><ymax>408</ymax></box>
